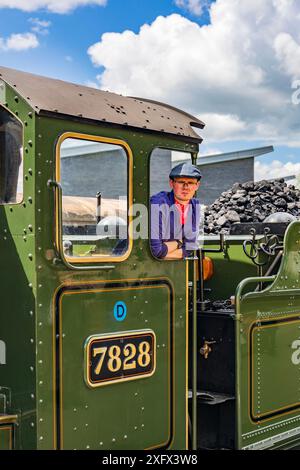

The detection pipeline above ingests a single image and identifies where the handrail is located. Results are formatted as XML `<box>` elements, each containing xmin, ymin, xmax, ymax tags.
<box><xmin>192</xmin><ymin>250</ymin><xmax>198</xmax><ymax>450</ymax></box>
<box><xmin>191</xmin><ymin>151</ymin><xmax>198</xmax><ymax>451</ymax></box>
<box><xmin>47</xmin><ymin>180</ymin><xmax>115</xmax><ymax>271</ymax></box>
<box><xmin>235</xmin><ymin>275</ymin><xmax>276</xmax><ymax>315</ymax></box>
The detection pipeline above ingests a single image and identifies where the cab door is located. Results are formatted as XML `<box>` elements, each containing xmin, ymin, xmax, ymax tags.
<box><xmin>52</xmin><ymin>133</ymin><xmax>176</xmax><ymax>450</ymax></box>
<box><xmin>55</xmin><ymin>279</ymin><xmax>173</xmax><ymax>450</ymax></box>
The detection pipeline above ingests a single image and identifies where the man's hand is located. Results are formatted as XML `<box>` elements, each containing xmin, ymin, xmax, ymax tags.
<box><xmin>164</xmin><ymin>249</ymin><xmax>183</xmax><ymax>259</ymax></box>
<box><xmin>163</xmin><ymin>241</ymin><xmax>184</xmax><ymax>259</ymax></box>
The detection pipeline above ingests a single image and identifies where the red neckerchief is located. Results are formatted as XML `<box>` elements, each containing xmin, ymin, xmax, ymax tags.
<box><xmin>175</xmin><ymin>199</ymin><xmax>190</xmax><ymax>225</ymax></box>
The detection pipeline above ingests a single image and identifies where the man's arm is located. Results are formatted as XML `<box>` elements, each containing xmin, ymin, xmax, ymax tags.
<box><xmin>164</xmin><ymin>248</ymin><xmax>184</xmax><ymax>259</ymax></box>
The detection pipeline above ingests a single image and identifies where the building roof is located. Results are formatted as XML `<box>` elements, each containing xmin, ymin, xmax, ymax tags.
<box><xmin>0</xmin><ymin>66</ymin><xmax>205</xmax><ymax>142</ymax></box>
<box><xmin>197</xmin><ymin>146</ymin><xmax>274</xmax><ymax>166</ymax></box>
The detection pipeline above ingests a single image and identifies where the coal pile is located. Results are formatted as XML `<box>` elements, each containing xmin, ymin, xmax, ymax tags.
<box><xmin>204</xmin><ymin>178</ymin><xmax>300</xmax><ymax>235</ymax></box>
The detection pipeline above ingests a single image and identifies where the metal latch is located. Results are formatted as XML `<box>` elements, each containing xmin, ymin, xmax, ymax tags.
<box><xmin>200</xmin><ymin>341</ymin><xmax>216</xmax><ymax>359</ymax></box>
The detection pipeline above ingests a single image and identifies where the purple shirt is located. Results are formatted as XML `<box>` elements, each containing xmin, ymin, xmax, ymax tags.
<box><xmin>150</xmin><ymin>190</ymin><xmax>201</xmax><ymax>259</ymax></box>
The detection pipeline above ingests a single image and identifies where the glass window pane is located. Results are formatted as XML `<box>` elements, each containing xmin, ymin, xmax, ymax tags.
<box><xmin>0</xmin><ymin>106</ymin><xmax>23</xmax><ymax>204</ymax></box>
<box><xmin>60</xmin><ymin>137</ymin><xmax>128</xmax><ymax>260</ymax></box>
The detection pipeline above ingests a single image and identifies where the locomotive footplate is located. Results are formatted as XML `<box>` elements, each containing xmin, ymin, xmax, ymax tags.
<box><xmin>188</xmin><ymin>308</ymin><xmax>236</xmax><ymax>449</ymax></box>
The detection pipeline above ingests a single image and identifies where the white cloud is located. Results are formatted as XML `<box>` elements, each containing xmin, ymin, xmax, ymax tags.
<box><xmin>87</xmin><ymin>0</ymin><xmax>300</xmax><ymax>146</ymax></box>
<box><xmin>199</xmin><ymin>113</ymin><xmax>247</xmax><ymax>141</ymax></box>
<box><xmin>29</xmin><ymin>17</ymin><xmax>51</xmax><ymax>35</ymax></box>
<box><xmin>255</xmin><ymin>160</ymin><xmax>300</xmax><ymax>181</ymax></box>
<box><xmin>0</xmin><ymin>32</ymin><xmax>39</xmax><ymax>51</ymax></box>
<box><xmin>175</xmin><ymin>0</ymin><xmax>206</xmax><ymax>16</ymax></box>
<box><xmin>0</xmin><ymin>0</ymin><xmax>107</xmax><ymax>13</ymax></box>
<box><xmin>274</xmin><ymin>32</ymin><xmax>300</xmax><ymax>78</ymax></box>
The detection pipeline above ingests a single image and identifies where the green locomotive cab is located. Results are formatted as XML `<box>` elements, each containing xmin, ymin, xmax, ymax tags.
<box><xmin>0</xmin><ymin>66</ymin><xmax>300</xmax><ymax>451</ymax></box>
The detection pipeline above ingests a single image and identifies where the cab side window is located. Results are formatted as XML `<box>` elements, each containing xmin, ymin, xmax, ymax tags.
<box><xmin>150</xmin><ymin>149</ymin><xmax>198</xmax><ymax>260</ymax></box>
<box><xmin>0</xmin><ymin>106</ymin><xmax>23</xmax><ymax>204</ymax></box>
<box><xmin>59</xmin><ymin>136</ymin><xmax>129</xmax><ymax>261</ymax></box>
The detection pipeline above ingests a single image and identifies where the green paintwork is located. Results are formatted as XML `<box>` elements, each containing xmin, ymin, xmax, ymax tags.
<box><xmin>60</xmin><ymin>284</ymin><xmax>171</xmax><ymax>450</ymax></box>
<box><xmin>0</xmin><ymin>426</ymin><xmax>12</xmax><ymax>450</ymax></box>
<box><xmin>236</xmin><ymin>221</ymin><xmax>300</xmax><ymax>450</ymax></box>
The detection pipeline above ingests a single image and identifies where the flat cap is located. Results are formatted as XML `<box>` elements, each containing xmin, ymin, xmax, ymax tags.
<box><xmin>169</xmin><ymin>162</ymin><xmax>202</xmax><ymax>180</ymax></box>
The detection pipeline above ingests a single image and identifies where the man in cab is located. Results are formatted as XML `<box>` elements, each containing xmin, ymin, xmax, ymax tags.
<box><xmin>150</xmin><ymin>162</ymin><xmax>202</xmax><ymax>260</ymax></box>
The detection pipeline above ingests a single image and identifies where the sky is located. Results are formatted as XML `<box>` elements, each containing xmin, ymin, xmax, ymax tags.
<box><xmin>0</xmin><ymin>0</ymin><xmax>300</xmax><ymax>182</ymax></box>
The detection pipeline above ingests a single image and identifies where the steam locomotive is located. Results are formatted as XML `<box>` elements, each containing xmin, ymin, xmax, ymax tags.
<box><xmin>0</xmin><ymin>66</ymin><xmax>299</xmax><ymax>450</ymax></box>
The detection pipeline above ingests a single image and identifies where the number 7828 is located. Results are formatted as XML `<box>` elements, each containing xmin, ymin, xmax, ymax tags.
<box><xmin>85</xmin><ymin>331</ymin><xmax>156</xmax><ymax>387</ymax></box>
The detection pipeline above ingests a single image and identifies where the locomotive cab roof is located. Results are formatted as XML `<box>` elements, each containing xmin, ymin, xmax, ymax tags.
<box><xmin>0</xmin><ymin>65</ymin><xmax>204</xmax><ymax>142</ymax></box>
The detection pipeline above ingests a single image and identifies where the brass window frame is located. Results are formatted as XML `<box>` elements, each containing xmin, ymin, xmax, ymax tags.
<box><xmin>56</xmin><ymin>132</ymin><xmax>133</xmax><ymax>264</ymax></box>
<box><xmin>149</xmin><ymin>147</ymin><xmax>195</xmax><ymax>262</ymax></box>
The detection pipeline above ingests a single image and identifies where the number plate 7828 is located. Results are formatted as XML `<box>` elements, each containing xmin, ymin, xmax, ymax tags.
<box><xmin>85</xmin><ymin>330</ymin><xmax>156</xmax><ymax>387</ymax></box>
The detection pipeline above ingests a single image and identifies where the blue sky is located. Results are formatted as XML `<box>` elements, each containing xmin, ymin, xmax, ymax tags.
<box><xmin>0</xmin><ymin>0</ymin><xmax>299</xmax><ymax>181</ymax></box>
<box><xmin>0</xmin><ymin>1</ymin><xmax>212</xmax><ymax>82</ymax></box>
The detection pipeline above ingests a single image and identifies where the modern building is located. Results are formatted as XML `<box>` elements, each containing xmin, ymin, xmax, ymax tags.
<box><xmin>194</xmin><ymin>146</ymin><xmax>274</xmax><ymax>205</ymax></box>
